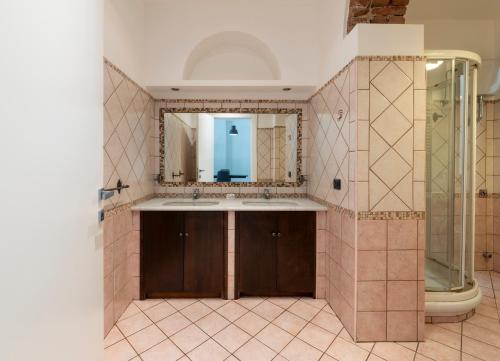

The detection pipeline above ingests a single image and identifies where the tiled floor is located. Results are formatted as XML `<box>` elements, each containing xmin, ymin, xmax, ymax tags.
<box><xmin>105</xmin><ymin>271</ymin><xmax>500</xmax><ymax>361</ymax></box>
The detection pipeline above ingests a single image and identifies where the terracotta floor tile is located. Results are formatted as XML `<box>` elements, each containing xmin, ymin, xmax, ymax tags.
<box><xmin>465</xmin><ymin>313</ymin><xmax>500</xmax><ymax>334</ymax></box>
<box><xmin>104</xmin><ymin>326</ymin><xmax>124</xmax><ymax>348</ymax></box>
<box><xmin>337</xmin><ymin>329</ymin><xmax>373</xmax><ymax>352</ymax></box>
<box><xmin>195</xmin><ymin>311</ymin><xmax>230</xmax><ymax>336</ymax></box>
<box><xmin>199</xmin><ymin>298</ymin><xmax>229</xmax><ymax>310</ymax></box>
<box><xmin>462</xmin><ymin>322</ymin><xmax>500</xmax><ymax>348</ymax></box>
<box><xmin>372</xmin><ymin>342</ymin><xmax>415</xmax><ymax>361</ymax></box>
<box><xmin>156</xmin><ymin>312</ymin><xmax>191</xmax><ymax>337</ymax></box>
<box><xmin>434</xmin><ymin>322</ymin><xmax>461</xmax><ymax>334</ymax></box>
<box><xmin>397</xmin><ymin>342</ymin><xmax>418</xmax><ymax>351</ymax></box>
<box><xmin>413</xmin><ymin>353</ymin><xmax>434</xmax><ymax>361</ymax></box>
<box><xmin>417</xmin><ymin>339</ymin><xmax>460</xmax><ymax>361</ymax></box>
<box><xmin>320</xmin><ymin>354</ymin><xmax>338</xmax><ymax>361</ymax></box>
<box><xmin>235</xmin><ymin>297</ymin><xmax>265</xmax><ymax>310</ymax></box>
<box><xmin>475</xmin><ymin>303</ymin><xmax>499</xmax><ymax>319</ymax></box>
<box><xmin>117</xmin><ymin>312</ymin><xmax>153</xmax><ymax>337</ymax></box>
<box><xmin>297</xmin><ymin>323</ymin><xmax>336</xmax><ymax>352</ymax></box>
<box><xmin>311</xmin><ymin>310</ymin><xmax>343</xmax><ymax>335</ymax></box>
<box><xmin>273</xmin><ymin>310</ymin><xmax>308</xmax><ymax>335</ymax></box>
<box><xmin>105</xmin><ymin>295</ymin><xmax>500</xmax><ymax>361</ymax></box>
<box><xmin>140</xmin><ymin>339</ymin><xmax>183</xmax><ymax>361</ymax></box>
<box><xmin>143</xmin><ymin>301</ymin><xmax>176</xmax><ymax>323</ymax></box>
<box><xmin>280</xmin><ymin>338</ymin><xmax>323</xmax><ymax>361</ymax></box>
<box><xmin>180</xmin><ymin>301</ymin><xmax>212</xmax><ymax>322</ymax></box>
<box><xmin>300</xmin><ymin>297</ymin><xmax>328</xmax><ymax>309</ymax></box>
<box><xmin>118</xmin><ymin>303</ymin><xmax>142</xmax><ymax>321</ymax></box>
<box><xmin>462</xmin><ymin>336</ymin><xmax>500</xmax><ymax>361</ymax></box>
<box><xmin>166</xmin><ymin>298</ymin><xmax>197</xmax><ymax>310</ymax></box>
<box><xmin>424</xmin><ymin>324</ymin><xmax>462</xmax><ymax>350</ymax></box>
<box><xmin>234</xmin><ymin>338</ymin><xmax>276</xmax><ymax>361</ymax></box>
<box><xmin>367</xmin><ymin>354</ymin><xmax>385</xmax><ymax>361</ymax></box>
<box><xmin>212</xmin><ymin>324</ymin><xmax>251</xmax><ymax>353</ymax></box>
<box><xmin>216</xmin><ymin>301</ymin><xmax>248</xmax><ymax>322</ymax></box>
<box><xmin>234</xmin><ymin>311</ymin><xmax>269</xmax><ymax>336</ymax></box>
<box><xmin>253</xmin><ymin>300</ymin><xmax>285</xmax><ymax>322</ymax></box>
<box><xmin>133</xmin><ymin>299</ymin><xmax>162</xmax><ymax>311</ymax></box>
<box><xmin>170</xmin><ymin>324</ymin><xmax>209</xmax><ymax>353</ymax></box>
<box><xmin>256</xmin><ymin>323</ymin><xmax>294</xmax><ymax>353</ymax></box>
<box><xmin>326</xmin><ymin>337</ymin><xmax>369</xmax><ymax>361</ymax></box>
<box><xmin>187</xmin><ymin>339</ymin><xmax>230</xmax><ymax>361</ymax></box>
<box><xmin>104</xmin><ymin>339</ymin><xmax>137</xmax><ymax>361</ymax></box>
<box><xmin>288</xmin><ymin>300</ymin><xmax>321</xmax><ymax>321</ymax></box>
<box><xmin>127</xmin><ymin>324</ymin><xmax>166</xmax><ymax>354</ymax></box>
<box><xmin>268</xmin><ymin>297</ymin><xmax>299</xmax><ymax>309</ymax></box>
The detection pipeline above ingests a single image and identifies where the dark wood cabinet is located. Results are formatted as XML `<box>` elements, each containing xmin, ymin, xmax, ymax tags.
<box><xmin>236</xmin><ymin>211</ymin><xmax>316</xmax><ymax>298</ymax></box>
<box><xmin>141</xmin><ymin>211</ymin><xmax>225</xmax><ymax>299</ymax></box>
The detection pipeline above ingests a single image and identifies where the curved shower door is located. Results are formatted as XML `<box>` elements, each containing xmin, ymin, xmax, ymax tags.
<box><xmin>426</xmin><ymin>57</ymin><xmax>475</xmax><ymax>292</ymax></box>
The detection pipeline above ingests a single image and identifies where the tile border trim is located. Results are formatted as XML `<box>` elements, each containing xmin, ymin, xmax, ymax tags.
<box><xmin>158</xmin><ymin>106</ymin><xmax>304</xmax><ymax>188</ymax></box>
<box><xmin>358</xmin><ymin>211</ymin><xmax>425</xmax><ymax>220</ymax></box>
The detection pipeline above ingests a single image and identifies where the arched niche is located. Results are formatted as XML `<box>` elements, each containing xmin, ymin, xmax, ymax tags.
<box><xmin>183</xmin><ymin>31</ymin><xmax>281</xmax><ymax>80</ymax></box>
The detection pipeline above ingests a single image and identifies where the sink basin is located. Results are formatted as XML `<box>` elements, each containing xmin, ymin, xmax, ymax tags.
<box><xmin>242</xmin><ymin>201</ymin><xmax>298</xmax><ymax>206</ymax></box>
<box><xmin>162</xmin><ymin>201</ymin><xmax>220</xmax><ymax>206</ymax></box>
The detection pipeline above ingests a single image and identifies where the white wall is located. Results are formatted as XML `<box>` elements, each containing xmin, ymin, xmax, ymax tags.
<box><xmin>316</xmin><ymin>0</ymin><xmax>352</xmax><ymax>86</ymax></box>
<box><xmin>197</xmin><ymin>114</ymin><xmax>215</xmax><ymax>182</ymax></box>
<box><xmin>0</xmin><ymin>1</ymin><xmax>103</xmax><ymax>361</ymax></box>
<box><xmin>144</xmin><ymin>0</ymin><xmax>320</xmax><ymax>85</ymax></box>
<box><xmin>315</xmin><ymin>1</ymin><xmax>424</xmax><ymax>87</ymax></box>
<box><xmin>104</xmin><ymin>0</ymin><xmax>145</xmax><ymax>85</ymax></box>
<box><xmin>407</xmin><ymin>16</ymin><xmax>500</xmax><ymax>95</ymax></box>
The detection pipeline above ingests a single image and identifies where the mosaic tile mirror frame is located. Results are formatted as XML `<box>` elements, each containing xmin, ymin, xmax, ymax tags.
<box><xmin>158</xmin><ymin>107</ymin><xmax>304</xmax><ymax>187</ymax></box>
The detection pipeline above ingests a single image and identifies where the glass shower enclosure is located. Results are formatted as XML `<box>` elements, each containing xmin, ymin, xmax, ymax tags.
<box><xmin>425</xmin><ymin>53</ymin><xmax>478</xmax><ymax>292</ymax></box>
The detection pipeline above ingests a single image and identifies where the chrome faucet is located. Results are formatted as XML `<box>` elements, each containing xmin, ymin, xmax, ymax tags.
<box><xmin>192</xmin><ymin>188</ymin><xmax>200</xmax><ymax>200</ymax></box>
<box><xmin>263</xmin><ymin>189</ymin><xmax>271</xmax><ymax>200</ymax></box>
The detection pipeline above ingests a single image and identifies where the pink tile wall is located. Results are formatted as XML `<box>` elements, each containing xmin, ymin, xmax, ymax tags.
<box><xmin>103</xmin><ymin>59</ymin><xmax>154</xmax><ymax>335</ymax></box>
<box><xmin>316</xmin><ymin>212</ymin><xmax>327</xmax><ymax>298</ymax></box>
<box><xmin>103</xmin><ymin>60</ymin><xmax>155</xmax><ymax>209</ymax></box>
<box><xmin>356</xmin><ymin>219</ymin><xmax>425</xmax><ymax>341</ymax></box>
<box><xmin>307</xmin><ymin>63</ymin><xmax>356</xmax><ymax>211</ymax></box>
<box><xmin>103</xmin><ymin>209</ymin><xmax>140</xmax><ymax>335</ymax></box>
<box><xmin>308</xmin><ymin>57</ymin><xmax>426</xmax><ymax>342</ymax></box>
<box><xmin>325</xmin><ymin>207</ymin><xmax>356</xmax><ymax>337</ymax></box>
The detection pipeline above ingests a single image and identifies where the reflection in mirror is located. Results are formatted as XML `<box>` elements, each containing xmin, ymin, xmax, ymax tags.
<box><xmin>162</xmin><ymin>112</ymin><xmax>298</xmax><ymax>184</ymax></box>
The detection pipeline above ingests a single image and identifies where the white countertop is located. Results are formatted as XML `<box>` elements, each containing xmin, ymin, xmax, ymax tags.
<box><xmin>131</xmin><ymin>197</ymin><xmax>327</xmax><ymax>212</ymax></box>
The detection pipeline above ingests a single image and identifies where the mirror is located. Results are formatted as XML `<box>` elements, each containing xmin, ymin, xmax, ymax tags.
<box><xmin>159</xmin><ymin>109</ymin><xmax>302</xmax><ymax>185</ymax></box>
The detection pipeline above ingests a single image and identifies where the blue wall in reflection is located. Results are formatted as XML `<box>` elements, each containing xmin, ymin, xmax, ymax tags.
<box><xmin>214</xmin><ymin>118</ymin><xmax>251</xmax><ymax>182</ymax></box>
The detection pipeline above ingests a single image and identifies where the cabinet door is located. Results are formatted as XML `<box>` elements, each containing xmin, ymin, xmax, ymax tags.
<box><xmin>276</xmin><ymin>212</ymin><xmax>315</xmax><ymax>294</ymax></box>
<box><xmin>237</xmin><ymin>212</ymin><xmax>277</xmax><ymax>296</ymax></box>
<box><xmin>183</xmin><ymin>212</ymin><xmax>224</xmax><ymax>296</ymax></box>
<box><xmin>142</xmin><ymin>211</ymin><xmax>185</xmax><ymax>297</ymax></box>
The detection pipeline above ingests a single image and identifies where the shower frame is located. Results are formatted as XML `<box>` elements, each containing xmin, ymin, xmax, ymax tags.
<box><xmin>425</xmin><ymin>51</ymin><xmax>479</xmax><ymax>293</ymax></box>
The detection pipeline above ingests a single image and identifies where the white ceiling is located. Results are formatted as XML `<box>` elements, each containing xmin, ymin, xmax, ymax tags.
<box><xmin>407</xmin><ymin>0</ymin><xmax>500</xmax><ymax>20</ymax></box>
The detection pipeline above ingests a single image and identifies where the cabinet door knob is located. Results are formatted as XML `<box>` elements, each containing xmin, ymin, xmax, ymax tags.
<box><xmin>277</xmin><ymin>232</ymin><xmax>281</xmax><ymax>237</ymax></box>
<box><xmin>272</xmin><ymin>232</ymin><xmax>276</xmax><ymax>237</ymax></box>
<box><xmin>179</xmin><ymin>232</ymin><xmax>183</xmax><ymax>237</ymax></box>
<box><xmin>185</xmin><ymin>233</ymin><xmax>189</xmax><ymax>237</ymax></box>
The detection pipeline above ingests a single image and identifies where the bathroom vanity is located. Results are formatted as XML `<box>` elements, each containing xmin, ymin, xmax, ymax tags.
<box><xmin>237</xmin><ymin>211</ymin><xmax>316</xmax><ymax>297</ymax></box>
<box><xmin>141</xmin><ymin>211</ymin><xmax>225</xmax><ymax>299</ymax></box>
<box><xmin>132</xmin><ymin>198</ymin><xmax>326</xmax><ymax>300</ymax></box>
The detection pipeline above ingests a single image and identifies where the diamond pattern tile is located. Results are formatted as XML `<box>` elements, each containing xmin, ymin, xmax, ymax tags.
<box><xmin>104</xmin><ymin>284</ymin><xmax>500</xmax><ymax>361</ymax></box>
<box><xmin>372</xmin><ymin>62</ymin><xmax>412</xmax><ymax>103</ymax></box>
<box><xmin>364</xmin><ymin>60</ymin><xmax>421</xmax><ymax>211</ymax></box>
<box><xmin>103</xmin><ymin>61</ymin><xmax>154</xmax><ymax>209</ymax></box>
<box><xmin>308</xmin><ymin>63</ymin><xmax>354</xmax><ymax>210</ymax></box>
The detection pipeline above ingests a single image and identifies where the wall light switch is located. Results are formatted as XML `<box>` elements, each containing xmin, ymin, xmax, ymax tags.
<box><xmin>333</xmin><ymin>179</ymin><xmax>341</xmax><ymax>190</ymax></box>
